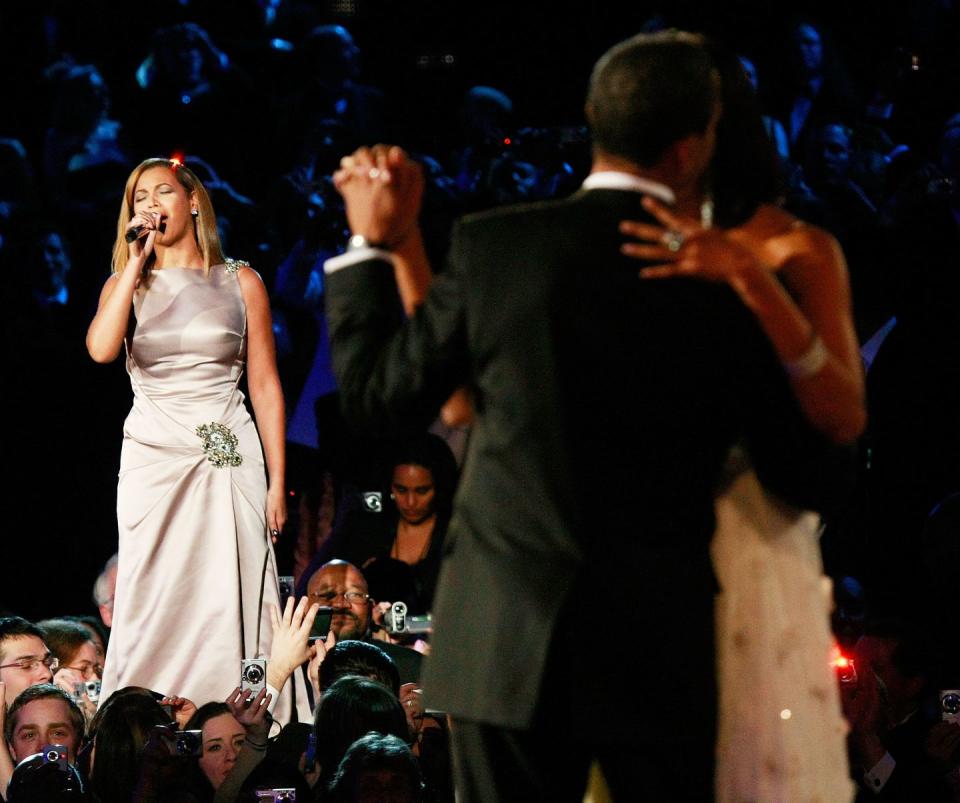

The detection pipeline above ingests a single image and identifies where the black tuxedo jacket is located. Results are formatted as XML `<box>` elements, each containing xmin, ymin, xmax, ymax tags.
<box><xmin>326</xmin><ymin>187</ymin><xmax>852</xmax><ymax>738</ymax></box>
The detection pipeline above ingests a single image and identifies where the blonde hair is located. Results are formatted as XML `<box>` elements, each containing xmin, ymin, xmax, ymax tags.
<box><xmin>111</xmin><ymin>157</ymin><xmax>225</xmax><ymax>275</ymax></box>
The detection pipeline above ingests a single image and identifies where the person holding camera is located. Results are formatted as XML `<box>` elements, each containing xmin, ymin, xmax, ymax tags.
<box><xmin>312</xmin><ymin>434</ymin><xmax>458</xmax><ymax>617</ymax></box>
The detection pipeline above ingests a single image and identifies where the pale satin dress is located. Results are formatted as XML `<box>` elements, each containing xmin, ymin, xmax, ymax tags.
<box><xmin>100</xmin><ymin>262</ymin><xmax>309</xmax><ymax>723</ymax></box>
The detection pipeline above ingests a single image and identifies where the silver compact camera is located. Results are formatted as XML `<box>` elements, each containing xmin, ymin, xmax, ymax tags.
<box><xmin>175</xmin><ymin>730</ymin><xmax>203</xmax><ymax>756</ymax></box>
<box><xmin>74</xmin><ymin>680</ymin><xmax>101</xmax><ymax>703</ymax></box>
<box><xmin>256</xmin><ymin>790</ymin><xmax>296</xmax><ymax>802</ymax></box>
<box><xmin>362</xmin><ymin>491</ymin><xmax>382</xmax><ymax>513</ymax></box>
<box><xmin>940</xmin><ymin>689</ymin><xmax>960</xmax><ymax>723</ymax></box>
<box><xmin>241</xmin><ymin>658</ymin><xmax>267</xmax><ymax>695</ymax></box>
<box><xmin>383</xmin><ymin>601</ymin><xmax>433</xmax><ymax>635</ymax></box>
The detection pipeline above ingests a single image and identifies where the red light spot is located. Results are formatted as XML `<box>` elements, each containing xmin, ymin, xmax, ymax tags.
<box><xmin>503</xmin><ymin>137</ymin><xmax>512</xmax><ymax>146</ymax></box>
<box><xmin>169</xmin><ymin>153</ymin><xmax>185</xmax><ymax>168</ymax></box>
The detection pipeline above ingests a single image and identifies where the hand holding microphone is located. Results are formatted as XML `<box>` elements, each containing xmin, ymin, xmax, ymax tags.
<box><xmin>125</xmin><ymin>211</ymin><xmax>162</xmax><ymax>259</ymax></box>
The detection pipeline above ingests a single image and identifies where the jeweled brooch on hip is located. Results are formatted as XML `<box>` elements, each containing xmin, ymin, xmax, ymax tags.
<box><xmin>196</xmin><ymin>422</ymin><xmax>243</xmax><ymax>467</ymax></box>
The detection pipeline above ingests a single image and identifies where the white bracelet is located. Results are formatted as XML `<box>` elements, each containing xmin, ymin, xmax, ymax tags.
<box><xmin>784</xmin><ymin>334</ymin><xmax>829</xmax><ymax>379</ymax></box>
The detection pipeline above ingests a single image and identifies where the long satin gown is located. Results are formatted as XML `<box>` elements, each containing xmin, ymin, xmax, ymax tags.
<box><xmin>100</xmin><ymin>263</ymin><xmax>308</xmax><ymax>722</ymax></box>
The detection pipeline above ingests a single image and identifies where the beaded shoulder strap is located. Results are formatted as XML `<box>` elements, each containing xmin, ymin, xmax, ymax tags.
<box><xmin>224</xmin><ymin>257</ymin><xmax>250</xmax><ymax>274</ymax></box>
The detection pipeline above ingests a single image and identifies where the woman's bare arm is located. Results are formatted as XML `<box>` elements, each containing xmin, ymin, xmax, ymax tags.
<box><xmin>86</xmin><ymin>211</ymin><xmax>160</xmax><ymax>362</ymax></box>
<box><xmin>238</xmin><ymin>267</ymin><xmax>287</xmax><ymax>534</ymax></box>
<box><xmin>86</xmin><ymin>270</ymin><xmax>138</xmax><ymax>363</ymax></box>
<box><xmin>621</xmin><ymin>199</ymin><xmax>866</xmax><ymax>444</ymax></box>
<box><xmin>728</xmin><ymin>225</ymin><xmax>866</xmax><ymax>444</ymax></box>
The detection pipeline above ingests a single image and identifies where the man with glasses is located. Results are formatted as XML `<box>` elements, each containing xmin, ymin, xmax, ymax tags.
<box><xmin>0</xmin><ymin>617</ymin><xmax>57</xmax><ymax>707</ymax></box>
<box><xmin>304</xmin><ymin>560</ymin><xmax>422</xmax><ymax>683</ymax></box>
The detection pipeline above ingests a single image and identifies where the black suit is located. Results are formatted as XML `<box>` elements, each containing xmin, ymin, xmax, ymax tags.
<box><xmin>326</xmin><ymin>185</ymin><xmax>851</xmax><ymax>799</ymax></box>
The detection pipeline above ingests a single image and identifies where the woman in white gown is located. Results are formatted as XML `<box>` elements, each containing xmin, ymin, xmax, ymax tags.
<box><xmin>619</xmin><ymin>45</ymin><xmax>865</xmax><ymax>802</ymax></box>
<box><xmin>87</xmin><ymin>158</ymin><xmax>310</xmax><ymax>723</ymax></box>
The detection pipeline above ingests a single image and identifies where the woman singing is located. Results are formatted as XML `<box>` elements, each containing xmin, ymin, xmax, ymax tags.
<box><xmin>87</xmin><ymin>157</ymin><xmax>307</xmax><ymax>722</ymax></box>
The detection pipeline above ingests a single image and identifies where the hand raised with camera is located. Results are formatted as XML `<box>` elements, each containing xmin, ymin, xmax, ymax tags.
<box><xmin>400</xmin><ymin>682</ymin><xmax>425</xmax><ymax>738</ymax></box>
<box><xmin>226</xmin><ymin>686</ymin><xmax>272</xmax><ymax>743</ymax></box>
<box><xmin>266</xmin><ymin>596</ymin><xmax>320</xmax><ymax>692</ymax></box>
<box><xmin>159</xmin><ymin>695</ymin><xmax>198</xmax><ymax>729</ymax></box>
<box><xmin>333</xmin><ymin>145</ymin><xmax>424</xmax><ymax>249</ymax></box>
<box><xmin>52</xmin><ymin>667</ymin><xmax>98</xmax><ymax>724</ymax></box>
<box><xmin>306</xmin><ymin>629</ymin><xmax>336</xmax><ymax>702</ymax></box>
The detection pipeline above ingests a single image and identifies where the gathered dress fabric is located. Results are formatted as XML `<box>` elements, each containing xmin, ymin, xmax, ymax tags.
<box><xmin>713</xmin><ymin>461</ymin><xmax>854</xmax><ymax>803</ymax></box>
<box><xmin>100</xmin><ymin>264</ymin><xmax>307</xmax><ymax>722</ymax></box>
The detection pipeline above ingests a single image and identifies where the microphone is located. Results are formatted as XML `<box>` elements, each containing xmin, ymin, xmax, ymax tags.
<box><xmin>125</xmin><ymin>219</ymin><xmax>165</xmax><ymax>243</ymax></box>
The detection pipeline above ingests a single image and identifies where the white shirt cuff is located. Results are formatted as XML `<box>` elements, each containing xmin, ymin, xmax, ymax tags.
<box><xmin>324</xmin><ymin>247</ymin><xmax>394</xmax><ymax>275</ymax></box>
<box><xmin>863</xmin><ymin>751</ymin><xmax>896</xmax><ymax>793</ymax></box>
<box><xmin>266</xmin><ymin>683</ymin><xmax>281</xmax><ymax>716</ymax></box>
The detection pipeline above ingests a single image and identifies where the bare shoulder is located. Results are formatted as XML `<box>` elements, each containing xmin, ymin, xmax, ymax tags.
<box><xmin>233</xmin><ymin>264</ymin><xmax>271</xmax><ymax>315</ymax></box>
<box><xmin>745</xmin><ymin>203</ymin><xmax>798</xmax><ymax>238</ymax></box>
<box><xmin>234</xmin><ymin>263</ymin><xmax>264</xmax><ymax>288</ymax></box>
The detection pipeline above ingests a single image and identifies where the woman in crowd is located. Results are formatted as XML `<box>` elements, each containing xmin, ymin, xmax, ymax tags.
<box><xmin>327</xmin><ymin>732</ymin><xmax>424</xmax><ymax>803</ymax></box>
<box><xmin>86</xmin><ymin>157</ymin><xmax>306</xmax><ymax>722</ymax></box>
<box><xmin>313</xmin><ymin>433</ymin><xmax>458</xmax><ymax>614</ymax></box>
<box><xmin>312</xmin><ymin>676</ymin><xmax>411</xmax><ymax>798</ymax></box>
<box><xmin>35</xmin><ymin>618</ymin><xmax>102</xmax><ymax>728</ymax></box>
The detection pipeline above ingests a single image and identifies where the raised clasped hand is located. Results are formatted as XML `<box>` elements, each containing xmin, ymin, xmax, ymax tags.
<box><xmin>333</xmin><ymin>144</ymin><xmax>424</xmax><ymax>249</ymax></box>
<box><xmin>619</xmin><ymin>196</ymin><xmax>759</xmax><ymax>283</ymax></box>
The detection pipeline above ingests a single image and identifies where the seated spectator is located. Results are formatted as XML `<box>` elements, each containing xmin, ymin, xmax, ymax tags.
<box><xmin>767</xmin><ymin>19</ymin><xmax>859</xmax><ymax>152</ymax></box>
<box><xmin>86</xmin><ymin>688</ymin><xmax>174</xmax><ymax>803</ymax></box>
<box><xmin>61</xmin><ymin>617</ymin><xmax>107</xmax><ymax>665</ymax></box>
<box><xmin>185</xmin><ymin>702</ymin><xmax>243</xmax><ymax>791</ymax></box>
<box><xmin>32</xmin><ymin>228</ymin><xmax>72</xmax><ymax>310</ymax></box>
<box><xmin>1</xmin><ymin>618</ymin><xmax>56</xmax><ymax>706</ymax></box>
<box><xmin>37</xmin><ymin>620</ymin><xmax>101</xmax><ymax>682</ymax></box>
<box><xmin>841</xmin><ymin>618</ymin><xmax>959</xmax><ymax>800</ymax></box>
<box><xmin>314</xmin><ymin>434</ymin><xmax>458</xmax><ymax>614</ymax></box>
<box><xmin>300</xmin><ymin>561</ymin><xmax>423</xmax><ymax>685</ymax></box>
<box><xmin>37</xmin><ymin>619</ymin><xmax>102</xmax><ymax>723</ymax></box>
<box><xmin>92</xmin><ymin>555</ymin><xmax>118</xmax><ymax>630</ymax></box>
<box><xmin>41</xmin><ymin>61</ymin><xmax>127</xmax><ymax>186</ymax></box>
<box><xmin>318</xmin><ymin>641</ymin><xmax>400</xmax><ymax>698</ymax></box>
<box><xmin>315</xmin><ymin>641</ymin><xmax>451</xmax><ymax>802</ymax></box>
<box><xmin>176</xmin><ymin>697</ymin><xmax>308</xmax><ymax>801</ymax></box>
<box><xmin>313</xmin><ymin>677</ymin><xmax>410</xmax><ymax>796</ymax></box>
<box><xmin>327</xmin><ymin>732</ymin><xmax>424</xmax><ymax>803</ymax></box>
<box><xmin>132</xmin><ymin>23</ymin><xmax>255</xmax><ymax>186</ymax></box>
<box><xmin>4</xmin><ymin>684</ymin><xmax>85</xmax><ymax>765</ymax></box>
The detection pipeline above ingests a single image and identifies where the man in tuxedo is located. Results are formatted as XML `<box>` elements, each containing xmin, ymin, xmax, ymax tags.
<box><xmin>324</xmin><ymin>31</ymin><xmax>847</xmax><ymax>801</ymax></box>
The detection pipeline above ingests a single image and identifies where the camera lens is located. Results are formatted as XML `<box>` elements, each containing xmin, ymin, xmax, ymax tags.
<box><xmin>45</xmin><ymin>750</ymin><xmax>59</xmax><ymax>762</ymax></box>
<box><xmin>943</xmin><ymin>693</ymin><xmax>960</xmax><ymax>714</ymax></box>
<box><xmin>244</xmin><ymin>664</ymin><xmax>264</xmax><ymax>682</ymax></box>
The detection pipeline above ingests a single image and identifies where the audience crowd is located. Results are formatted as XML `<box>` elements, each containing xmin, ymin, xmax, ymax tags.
<box><xmin>1</xmin><ymin>3</ymin><xmax>958</xmax><ymax>801</ymax></box>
